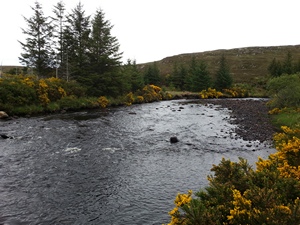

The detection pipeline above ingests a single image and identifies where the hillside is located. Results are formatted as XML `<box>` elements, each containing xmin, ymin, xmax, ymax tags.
<box><xmin>2</xmin><ymin>45</ymin><xmax>300</xmax><ymax>86</ymax></box>
<box><xmin>139</xmin><ymin>44</ymin><xmax>300</xmax><ymax>85</ymax></box>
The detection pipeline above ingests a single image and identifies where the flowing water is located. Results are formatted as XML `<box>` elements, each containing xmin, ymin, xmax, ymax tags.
<box><xmin>0</xmin><ymin>100</ymin><xmax>275</xmax><ymax>225</ymax></box>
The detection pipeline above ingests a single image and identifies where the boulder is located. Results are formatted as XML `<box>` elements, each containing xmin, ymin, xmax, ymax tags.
<box><xmin>170</xmin><ymin>136</ymin><xmax>179</xmax><ymax>143</ymax></box>
<box><xmin>0</xmin><ymin>111</ymin><xmax>9</xmax><ymax>119</ymax></box>
<box><xmin>1</xmin><ymin>134</ymin><xmax>10</xmax><ymax>139</ymax></box>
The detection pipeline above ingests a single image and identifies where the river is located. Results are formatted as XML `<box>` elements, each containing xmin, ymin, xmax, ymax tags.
<box><xmin>0</xmin><ymin>99</ymin><xmax>275</xmax><ymax>225</ymax></box>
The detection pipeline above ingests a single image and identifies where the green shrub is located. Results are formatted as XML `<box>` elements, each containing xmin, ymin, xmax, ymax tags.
<box><xmin>267</xmin><ymin>73</ymin><xmax>300</xmax><ymax>108</ymax></box>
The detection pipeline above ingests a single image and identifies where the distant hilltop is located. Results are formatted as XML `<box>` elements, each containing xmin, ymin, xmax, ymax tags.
<box><xmin>139</xmin><ymin>44</ymin><xmax>300</xmax><ymax>84</ymax></box>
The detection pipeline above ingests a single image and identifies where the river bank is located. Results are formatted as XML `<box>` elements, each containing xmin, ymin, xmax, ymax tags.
<box><xmin>199</xmin><ymin>98</ymin><xmax>276</xmax><ymax>143</ymax></box>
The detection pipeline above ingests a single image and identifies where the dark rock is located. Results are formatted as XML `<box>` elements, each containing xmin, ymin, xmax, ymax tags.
<box><xmin>170</xmin><ymin>136</ymin><xmax>179</xmax><ymax>143</ymax></box>
<box><xmin>1</xmin><ymin>134</ymin><xmax>10</xmax><ymax>139</ymax></box>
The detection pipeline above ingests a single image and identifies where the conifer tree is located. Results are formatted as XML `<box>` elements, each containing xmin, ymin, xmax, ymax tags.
<box><xmin>89</xmin><ymin>9</ymin><xmax>122</xmax><ymax>74</ymax></box>
<box><xmin>52</xmin><ymin>1</ymin><xmax>66</xmax><ymax>78</ymax></box>
<box><xmin>268</xmin><ymin>58</ymin><xmax>282</xmax><ymax>77</ymax></box>
<box><xmin>214</xmin><ymin>54</ymin><xmax>233</xmax><ymax>90</ymax></box>
<box><xmin>63</xmin><ymin>2</ymin><xmax>90</xmax><ymax>80</ymax></box>
<box><xmin>282</xmin><ymin>51</ymin><xmax>293</xmax><ymax>75</ymax></box>
<box><xmin>122</xmin><ymin>59</ymin><xmax>144</xmax><ymax>92</ymax></box>
<box><xmin>144</xmin><ymin>62</ymin><xmax>161</xmax><ymax>85</ymax></box>
<box><xmin>19</xmin><ymin>1</ymin><xmax>55</xmax><ymax>77</ymax></box>
<box><xmin>171</xmin><ymin>62</ymin><xmax>187</xmax><ymax>90</ymax></box>
<box><xmin>189</xmin><ymin>58</ymin><xmax>211</xmax><ymax>92</ymax></box>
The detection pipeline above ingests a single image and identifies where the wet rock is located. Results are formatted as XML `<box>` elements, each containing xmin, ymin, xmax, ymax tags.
<box><xmin>0</xmin><ymin>111</ymin><xmax>9</xmax><ymax>119</ymax></box>
<box><xmin>170</xmin><ymin>136</ymin><xmax>179</xmax><ymax>143</ymax></box>
<box><xmin>1</xmin><ymin>134</ymin><xmax>10</xmax><ymax>139</ymax></box>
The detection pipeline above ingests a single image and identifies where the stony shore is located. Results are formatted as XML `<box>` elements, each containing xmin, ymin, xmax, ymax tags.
<box><xmin>200</xmin><ymin>98</ymin><xmax>276</xmax><ymax>143</ymax></box>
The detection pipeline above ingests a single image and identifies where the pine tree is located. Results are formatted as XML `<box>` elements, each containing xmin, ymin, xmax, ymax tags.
<box><xmin>63</xmin><ymin>2</ymin><xmax>91</xmax><ymax>80</ymax></box>
<box><xmin>189</xmin><ymin>58</ymin><xmax>211</xmax><ymax>92</ymax></box>
<box><xmin>268</xmin><ymin>58</ymin><xmax>282</xmax><ymax>77</ymax></box>
<box><xmin>171</xmin><ymin>62</ymin><xmax>187</xmax><ymax>90</ymax></box>
<box><xmin>144</xmin><ymin>62</ymin><xmax>161</xmax><ymax>85</ymax></box>
<box><xmin>122</xmin><ymin>59</ymin><xmax>144</xmax><ymax>92</ymax></box>
<box><xmin>214</xmin><ymin>55</ymin><xmax>233</xmax><ymax>90</ymax></box>
<box><xmin>89</xmin><ymin>9</ymin><xmax>122</xmax><ymax>74</ymax></box>
<box><xmin>82</xmin><ymin>8</ymin><xmax>124</xmax><ymax>97</ymax></box>
<box><xmin>52</xmin><ymin>0</ymin><xmax>66</xmax><ymax>78</ymax></box>
<box><xmin>19</xmin><ymin>1</ymin><xmax>55</xmax><ymax>78</ymax></box>
<box><xmin>282</xmin><ymin>51</ymin><xmax>293</xmax><ymax>75</ymax></box>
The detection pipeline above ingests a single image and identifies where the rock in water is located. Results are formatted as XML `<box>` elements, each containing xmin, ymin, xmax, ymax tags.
<box><xmin>0</xmin><ymin>111</ymin><xmax>9</xmax><ymax>119</ymax></box>
<box><xmin>1</xmin><ymin>134</ymin><xmax>10</xmax><ymax>139</ymax></box>
<box><xmin>170</xmin><ymin>136</ymin><xmax>179</xmax><ymax>143</ymax></box>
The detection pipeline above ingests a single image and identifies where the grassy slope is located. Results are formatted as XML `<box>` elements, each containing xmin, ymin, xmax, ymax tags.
<box><xmin>3</xmin><ymin>44</ymin><xmax>300</xmax><ymax>89</ymax></box>
<box><xmin>139</xmin><ymin>44</ymin><xmax>300</xmax><ymax>86</ymax></box>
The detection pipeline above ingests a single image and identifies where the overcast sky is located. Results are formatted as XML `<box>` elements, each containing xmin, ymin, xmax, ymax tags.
<box><xmin>1</xmin><ymin>0</ymin><xmax>300</xmax><ymax>66</ymax></box>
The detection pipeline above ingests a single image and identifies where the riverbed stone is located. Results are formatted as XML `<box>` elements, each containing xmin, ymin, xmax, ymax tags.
<box><xmin>0</xmin><ymin>111</ymin><xmax>9</xmax><ymax>119</ymax></box>
<box><xmin>170</xmin><ymin>136</ymin><xmax>179</xmax><ymax>143</ymax></box>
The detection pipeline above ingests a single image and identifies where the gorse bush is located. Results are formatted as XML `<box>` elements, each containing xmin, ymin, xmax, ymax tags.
<box><xmin>222</xmin><ymin>86</ymin><xmax>249</xmax><ymax>98</ymax></box>
<box><xmin>0</xmin><ymin>75</ymin><xmax>38</xmax><ymax>107</ymax></box>
<box><xmin>166</xmin><ymin>72</ymin><xmax>300</xmax><ymax>224</ymax></box>
<box><xmin>199</xmin><ymin>88</ymin><xmax>223</xmax><ymax>99</ymax></box>
<box><xmin>166</xmin><ymin>153</ymin><xmax>300</xmax><ymax>225</ymax></box>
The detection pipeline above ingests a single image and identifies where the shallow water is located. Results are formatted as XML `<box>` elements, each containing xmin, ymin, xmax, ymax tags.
<box><xmin>0</xmin><ymin>100</ymin><xmax>275</xmax><ymax>224</ymax></box>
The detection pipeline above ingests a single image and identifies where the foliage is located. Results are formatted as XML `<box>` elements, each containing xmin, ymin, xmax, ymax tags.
<box><xmin>19</xmin><ymin>1</ymin><xmax>54</xmax><ymax>77</ymax></box>
<box><xmin>282</xmin><ymin>51</ymin><xmax>294</xmax><ymax>75</ymax></box>
<box><xmin>19</xmin><ymin>2</ymin><xmax>124</xmax><ymax>97</ymax></box>
<box><xmin>268</xmin><ymin>58</ymin><xmax>283</xmax><ymax>77</ymax></box>
<box><xmin>166</xmin><ymin>73</ymin><xmax>300</xmax><ymax>224</ymax></box>
<box><xmin>144</xmin><ymin>62</ymin><xmax>161</xmax><ymax>86</ymax></box>
<box><xmin>97</xmin><ymin>96</ymin><xmax>109</xmax><ymax>108</ymax></box>
<box><xmin>63</xmin><ymin>2</ymin><xmax>91</xmax><ymax>80</ymax></box>
<box><xmin>267</xmin><ymin>73</ymin><xmax>300</xmax><ymax>108</ymax></box>
<box><xmin>214</xmin><ymin>55</ymin><xmax>233</xmax><ymax>90</ymax></box>
<box><xmin>268</xmin><ymin>51</ymin><xmax>300</xmax><ymax>77</ymax></box>
<box><xmin>124</xmin><ymin>92</ymin><xmax>134</xmax><ymax>106</ymax></box>
<box><xmin>52</xmin><ymin>0</ymin><xmax>66</xmax><ymax>69</ymax></box>
<box><xmin>122</xmin><ymin>59</ymin><xmax>144</xmax><ymax>93</ymax></box>
<box><xmin>199</xmin><ymin>88</ymin><xmax>223</xmax><ymax>99</ymax></box>
<box><xmin>0</xmin><ymin>75</ymin><xmax>39</xmax><ymax>107</ymax></box>
<box><xmin>170</xmin><ymin>62</ymin><xmax>187</xmax><ymax>91</ymax></box>
<box><xmin>89</xmin><ymin>9</ymin><xmax>122</xmax><ymax>75</ymax></box>
<box><xmin>222</xmin><ymin>87</ymin><xmax>249</xmax><ymax>98</ymax></box>
<box><xmin>186</xmin><ymin>58</ymin><xmax>211</xmax><ymax>92</ymax></box>
<box><xmin>269</xmin><ymin>108</ymin><xmax>300</xmax><ymax>129</ymax></box>
<box><xmin>166</xmin><ymin>154</ymin><xmax>300</xmax><ymax>225</ymax></box>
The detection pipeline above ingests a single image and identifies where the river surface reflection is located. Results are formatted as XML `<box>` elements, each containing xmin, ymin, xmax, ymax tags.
<box><xmin>0</xmin><ymin>100</ymin><xmax>275</xmax><ymax>224</ymax></box>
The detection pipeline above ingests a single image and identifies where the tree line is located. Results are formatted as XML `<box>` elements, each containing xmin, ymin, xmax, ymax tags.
<box><xmin>19</xmin><ymin>1</ymin><xmax>131</xmax><ymax>97</ymax></box>
<box><xmin>19</xmin><ymin>1</ymin><xmax>233</xmax><ymax>98</ymax></box>
<box><xmin>168</xmin><ymin>55</ymin><xmax>233</xmax><ymax>92</ymax></box>
<box><xmin>268</xmin><ymin>51</ymin><xmax>300</xmax><ymax>77</ymax></box>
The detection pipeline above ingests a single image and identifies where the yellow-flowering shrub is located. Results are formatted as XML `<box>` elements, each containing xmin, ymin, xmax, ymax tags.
<box><xmin>141</xmin><ymin>84</ymin><xmax>163</xmax><ymax>102</ymax></box>
<box><xmin>38</xmin><ymin>79</ymin><xmax>50</xmax><ymax>106</ymax></box>
<box><xmin>135</xmin><ymin>95</ymin><xmax>144</xmax><ymax>104</ymax></box>
<box><xmin>223</xmin><ymin>87</ymin><xmax>248</xmax><ymax>98</ymax></box>
<box><xmin>199</xmin><ymin>88</ymin><xmax>223</xmax><ymax>99</ymax></box>
<box><xmin>166</xmin><ymin>190</ymin><xmax>193</xmax><ymax>225</ymax></box>
<box><xmin>124</xmin><ymin>92</ymin><xmax>134</xmax><ymax>106</ymax></box>
<box><xmin>97</xmin><ymin>96</ymin><xmax>109</xmax><ymax>108</ymax></box>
